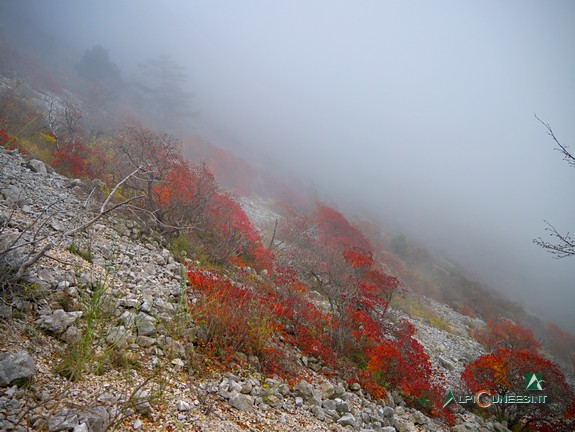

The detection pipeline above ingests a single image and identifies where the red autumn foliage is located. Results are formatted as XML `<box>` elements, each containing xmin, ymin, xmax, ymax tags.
<box><xmin>152</xmin><ymin>160</ymin><xmax>218</xmax><ymax>230</ymax></box>
<box><xmin>202</xmin><ymin>192</ymin><xmax>273</xmax><ymax>272</ymax></box>
<box><xmin>0</xmin><ymin>129</ymin><xmax>10</xmax><ymax>146</ymax></box>
<box><xmin>472</xmin><ymin>319</ymin><xmax>541</xmax><ymax>352</ymax></box>
<box><xmin>462</xmin><ymin>348</ymin><xmax>575</xmax><ymax>431</ymax></box>
<box><xmin>52</xmin><ymin>140</ymin><xmax>104</xmax><ymax>179</ymax></box>
<box><xmin>187</xmin><ymin>267</ymin><xmax>282</xmax><ymax>372</ymax></box>
<box><xmin>273</xmin><ymin>203</ymin><xmax>444</xmax><ymax>413</ymax></box>
<box><xmin>364</xmin><ymin>321</ymin><xmax>445</xmax><ymax>412</ymax></box>
<box><xmin>315</xmin><ymin>203</ymin><xmax>370</xmax><ymax>251</ymax></box>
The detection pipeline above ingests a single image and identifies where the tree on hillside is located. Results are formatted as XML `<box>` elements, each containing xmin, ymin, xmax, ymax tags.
<box><xmin>76</xmin><ymin>45</ymin><xmax>123</xmax><ymax>101</ymax></box>
<box><xmin>135</xmin><ymin>54</ymin><xmax>195</xmax><ymax>132</ymax></box>
<box><xmin>114</xmin><ymin>124</ymin><xmax>182</xmax><ymax>228</ymax></box>
<box><xmin>533</xmin><ymin>115</ymin><xmax>574</xmax><ymax>258</ymax></box>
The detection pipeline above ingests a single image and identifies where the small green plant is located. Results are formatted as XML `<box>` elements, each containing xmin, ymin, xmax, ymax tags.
<box><xmin>54</xmin><ymin>280</ymin><xmax>112</xmax><ymax>380</ymax></box>
<box><xmin>167</xmin><ymin>233</ymin><xmax>193</xmax><ymax>261</ymax></box>
<box><xmin>66</xmin><ymin>243</ymin><xmax>93</xmax><ymax>263</ymax></box>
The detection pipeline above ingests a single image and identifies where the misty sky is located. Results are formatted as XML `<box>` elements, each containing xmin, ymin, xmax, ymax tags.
<box><xmin>13</xmin><ymin>1</ymin><xmax>575</xmax><ymax>329</ymax></box>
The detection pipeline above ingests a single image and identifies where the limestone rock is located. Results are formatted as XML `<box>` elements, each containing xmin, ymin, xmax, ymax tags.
<box><xmin>337</xmin><ymin>413</ymin><xmax>357</xmax><ymax>427</ymax></box>
<box><xmin>36</xmin><ymin>309</ymin><xmax>82</xmax><ymax>334</ymax></box>
<box><xmin>229</xmin><ymin>392</ymin><xmax>254</xmax><ymax>412</ymax></box>
<box><xmin>27</xmin><ymin>159</ymin><xmax>47</xmax><ymax>175</ymax></box>
<box><xmin>0</xmin><ymin>350</ymin><xmax>35</xmax><ymax>386</ymax></box>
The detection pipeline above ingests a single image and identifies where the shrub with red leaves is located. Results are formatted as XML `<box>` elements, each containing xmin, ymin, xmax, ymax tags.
<box><xmin>462</xmin><ymin>347</ymin><xmax>574</xmax><ymax>431</ymax></box>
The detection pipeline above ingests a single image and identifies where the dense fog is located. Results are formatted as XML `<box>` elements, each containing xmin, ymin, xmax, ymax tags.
<box><xmin>2</xmin><ymin>1</ymin><xmax>574</xmax><ymax>329</ymax></box>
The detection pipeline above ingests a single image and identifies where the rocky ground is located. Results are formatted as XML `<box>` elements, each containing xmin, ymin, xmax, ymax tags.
<box><xmin>0</xmin><ymin>147</ymin><xmax>512</xmax><ymax>431</ymax></box>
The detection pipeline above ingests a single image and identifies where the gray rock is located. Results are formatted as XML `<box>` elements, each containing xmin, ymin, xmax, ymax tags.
<box><xmin>412</xmin><ymin>410</ymin><xmax>428</xmax><ymax>425</ymax></box>
<box><xmin>492</xmin><ymin>422</ymin><xmax>511</xmax><ymax>432</ymax></box>
<box><xmin>309</xmin><ymin>361</ymin><xmax>322</xmax><ymax>372</ymax></box>
<box><xmin>350</xmin><ymin>382</ymin><xmax>361</xmax><ymax>391</ymax></box>
<box><xmin>395</xmin><ymin>419</ymin><xmax>416</xmax><ymax>432</ymax></box>
<box><xmin>47</xmin><ymin>409</ymin><xmax>79</xmax><ymax>432</ymax></box>
<box><xmin>135</xmin><ymin>391</ymin><xmax>153</xmax><ymax>415</ymax></box>
<box><xmin>1</xmin><ymin>185</ymin><xmax>24</xmax><ymax>205</ymax></box>
<box><xmin>176</xmin><ymin>400</ymin><xmax>191</xmax><ymax>411</ymax></box>
<box><xmin>73</xmin><ymin>424</ymin><xmax>89</xmax><ymax>432</ymax></box>
<box><xmin>381</xmin><ymin>427</ymin><xmax>397</xmax><ymax>432</ymax></box>
<box><xmin>386</xmin><ymin>391</ymin><xmax>396</xmax><ymax>408</ymax></box>
<box><xmin>324</xmin><ymin>408</ymin><xmax>339</xmax><ymax>419</ymax></box>
<box><xmin>120</xmin><ymin>298</ymin><xmax>140</xmax><ymax>309</ymax></box>
<box><xmin>312</xmin><ymin>405</ymin><xmax>325</xmax><ymax>421</ymax></box>
<box><xmin>78</xmin><ymin>406</ymin><xmax>110</xmax><ymax>432</ymax></box>
<box><xmin>240</xmin><ymin>381</ymin><xmax>253</xmax><ymax>394</ymax></box>
<box><xmin>139</xmin><ymin>300</ymin><xmax>152</xmax><ymax>313</ymax></box>
<box><xmin>322</xmin><ymin>399</ymin><xmax>336</xmax><ymax>411</ymax></box>
<box><xmin>58</xmin><ymin>280</ymin><xmax>71</xmax><ymax>290</ymax></box>
<box><xmin>295</xmin><ymin>379</ymin><xmax>322</xmax><ymax>405</ymax></box>
<box><xmin>135</xmin><ymin>336</ymin><xmax>156</xmax><ymax>347</ymax></box>
<box><xmin>333</xmin><ymin>384</ymin><xmax>346</xmax><ymax>398</ymax></box>
<box><xmin>133</xmin><ymin>418</ymin><xmax>143</xmax><ymax>429</ymax></box>
<box><xmin>265</xmin><ymin>393</ymin><xmax>282</xmax><ymax>407</ymax></box>
<box><xmin>381</xmin><ymin>406</ymin><xmax>395</xmax><ymax>419</ymax></box>
<box><xmin>36</xmin><ymin>309</ymin><xmax>82</xmax><ymax>334</ymax></box>
<box><xmin>335</xmin><ymin>398</ymin><xmax>350</xmax><ymax>414</ymax></box>
<box><xmin>60</xmin><ymin>325</ymin><xmax>81</xmax><ymax>344</ymax></box>
<box><xmin>278</xmin><ymin>383</ymin><xmax>290</xmax><ymax>396</ymax></box>
<box><xmin>97</xmin><ymin>392</ymin><xmax>118</xmax><ymax>405</ymax></box>
<box><xmin>27</xmin><ymin>159</ymin><xmax>47</xmax><ymax>175</ymax></box>
<box><xmin>319</xmin><ymin>381</ymin><xmax>335</xmax><ymax>399</ymax></box>
<box><xmin>0</xmin><ymin>350</ymin><xmax>35</xmax><ymax>386</ymax></box>
<box><xmin>439</xmin><ymin>356</ymin><xmax>455</xmax><ymax>371</ymax></box>
<box><xmin>228</xmin><ymin>380</ymin><xmax>242</xmax><ymax>394</ymax></box>
<box><xmin>121</xmin><ymin>311</ymin><xmax>137</xmax><ymax>327</ymax></box>
<box><xmin>392</xmin><ymin>391</ymin><xmax>406</xmax><ymax>407</ymax></box>
<box><xmin>67</xmin><ymin>178</ymin><xmax>83</xmax><ymax>188</ymax></box>
<box><xmin>337</xmin><ymin>413</ymin><xmax>357</xmax><ymax>427</ymax></box>
<box><xmin>135</xmin><ymin>312</ymin><xmax>156</xmax><ymax>336</ymax></box>
<box><xmin>229</xmin><ymin>393</ymin><xmax>254</xmax><ymax>412</ymax></box>
<box><xmin>106</xmin><ymin>326</ymin><xmax>131</xmax><ymax>347</ymax></box>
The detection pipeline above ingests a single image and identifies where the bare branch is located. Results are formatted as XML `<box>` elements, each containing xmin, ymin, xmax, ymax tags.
<box><xmin>67</xmin><ymin>195</ymin><xmax>145</xmax><ymax>237</ymax></box>
<box><xmin>100</xmin><ymin>166</ymin><xmax>142</xmax><ymax>214</ymax></box>
<box><xmin>268</xmin><ymin>218</ymin><xmax>279</xmax><ymax>249</ymax></box>
<box><xmin>533</xmin><ymin>220</ymin><xmax>575</xmax><ymax>259</ymax></box>
<box><xmin>534</xmin><ymin>114</ymin><xmax>575</xmax><ymax>168</ymax></box>
<box><xmin>533</xmin><ymin>116</ymin><xmax>575</xmax><ymax>258</ymax></box>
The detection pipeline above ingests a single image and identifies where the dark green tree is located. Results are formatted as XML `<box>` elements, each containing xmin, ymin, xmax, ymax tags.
<box><xmin>76</xmin><ymin>45</ymin><xmax>123</xmax><ymax>93</ymax></box>
<box><xmin>135</xmin><ymin>54</ymin><xmax>195</xmax><ymax>133</ymax></box>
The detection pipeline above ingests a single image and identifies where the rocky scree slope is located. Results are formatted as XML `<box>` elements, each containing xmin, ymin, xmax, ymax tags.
<box><xmin>0</xmin><ymin>147</ymin><xmax>511</xmax><ymax>431</ymax></box>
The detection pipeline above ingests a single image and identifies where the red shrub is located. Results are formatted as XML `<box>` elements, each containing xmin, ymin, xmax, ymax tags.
<box><xmin>472</xmin><ymin>319</ymin><xmax>541</xmax><ymax>352</ymax></box>
<box><xmin>365</xmin><ymin>321</ymin><xmax>444</xmax><ymax>412</ymax></box>
<box><xmin>462</xmin><ymin>348</ymin><xmax>574</xmax><ymax>431</ymax></box>
<box><xmin>188</xmin><ymin>267</ymin><xmax>281</xmax><ymax>372</ymax></box>
<box><xmin>53</xmin><ymin>140</ymin><xmax>104</xmax><ymax>179</ymax></box>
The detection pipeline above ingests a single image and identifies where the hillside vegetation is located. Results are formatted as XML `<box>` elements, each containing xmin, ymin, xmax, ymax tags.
<box><xmin>0</xmin><ymin>36</ymin><xmax>574</xmax><ymax>432</ymax></box>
